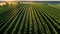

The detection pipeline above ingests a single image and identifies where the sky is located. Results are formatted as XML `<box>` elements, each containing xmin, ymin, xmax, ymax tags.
<box><xmin>0</xmin><ymin>0</ymin><xmax>60</xmax><ymax>1</ymax></box>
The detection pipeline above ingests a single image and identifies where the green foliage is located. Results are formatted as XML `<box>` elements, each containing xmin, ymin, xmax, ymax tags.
<box><xmin>0</xmin><ymin>4</ymin><xmax>60</xmax><ymax>34</ymax></box>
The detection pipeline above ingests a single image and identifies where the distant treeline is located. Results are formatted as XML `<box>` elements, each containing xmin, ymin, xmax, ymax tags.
<box><xmin>34</xmin><ymin>1</ymin><xmax>60</xmax><ymax>4</ymax></box>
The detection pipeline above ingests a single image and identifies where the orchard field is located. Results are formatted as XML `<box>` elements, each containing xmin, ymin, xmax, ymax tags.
<box><xmin>0</xmin><ymin>2</ymin><xmax>60</xmax><ymax>34</ymax></box>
